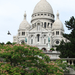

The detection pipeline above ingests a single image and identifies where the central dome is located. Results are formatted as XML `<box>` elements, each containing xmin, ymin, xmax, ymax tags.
<box><xmin>33</xmin><ymin>0</ymin><xmax>53</xmax><ymax>14</ymax></box>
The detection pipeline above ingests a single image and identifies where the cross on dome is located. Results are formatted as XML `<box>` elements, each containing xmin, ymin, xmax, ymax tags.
<box><xmin>56</xmin><ymin>11</ymin><xmax>59</xmax><ymax>19</ymax></box>
<box><xmin>24</xmin><ymin>11</ymin><xmax>27</xmax><ymax>19</ymax></box>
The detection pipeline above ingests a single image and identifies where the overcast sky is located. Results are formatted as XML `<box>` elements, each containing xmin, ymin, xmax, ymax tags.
<box><xmin>0</xmin><ymin>0</ymin><xmax>75</xmax><ymax>43</ymax></box>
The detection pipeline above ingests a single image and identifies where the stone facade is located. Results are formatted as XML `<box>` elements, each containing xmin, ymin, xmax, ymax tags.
<box><xmin>13</xmin><ymin>0</ymin><xmax>66</xmax><ymax>51</ymax></box>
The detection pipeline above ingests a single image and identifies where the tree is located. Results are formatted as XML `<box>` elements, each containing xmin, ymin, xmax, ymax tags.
<box><xmin>50</xmin><ymin>48</ymin><xmax>55</xmax><ymax>51</ymax></box>
<box><xmin>56</xmin><ymin>16</ymin><xmax>75</xmax><ymax>58</ymax></box>
<box><xmin>0</xmin><ymin>42</ymin><xmax>5</xmax><ymax>45</ymax></box>
<box><xmin>0</xmin><ymin>44</ymin><xmax>64</xmax><ymax>75</ymax></box>
<box><xmin>6</xmin><ymin>41</ymin><xmax>12</xmax><ymax>45</ymax></box>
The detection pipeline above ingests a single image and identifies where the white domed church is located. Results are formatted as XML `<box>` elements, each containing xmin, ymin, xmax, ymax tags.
<box><xmin>13</xmin><ymin>0</ymin><xmax>65</xmax><ymax>51</ymax></box>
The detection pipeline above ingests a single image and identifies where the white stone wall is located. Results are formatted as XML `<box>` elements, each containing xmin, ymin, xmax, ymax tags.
<box><xmin>13</xmin><ymin>0</ymin><xmax>65</xmax><ymax>51</ymax></box>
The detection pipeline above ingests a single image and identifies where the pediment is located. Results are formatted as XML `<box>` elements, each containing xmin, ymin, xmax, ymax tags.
<box><xmin>29</xmin><ymin>26</ymin><xmax>48</xmax><ymax>32</ymax></box>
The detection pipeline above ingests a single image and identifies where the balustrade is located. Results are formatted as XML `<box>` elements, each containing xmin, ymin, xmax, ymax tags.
<box><xmin>62</xmin><ymin>58</ymin><xmax>75</xmax><ymax>65</ymax></box>
<box><xmin>57</xmin><ymin>58</ymin><xmax>75</xmax><ymax>65</ymax></box>
<box><xmin>44</xmin><ymin>51</ymin><xmax>75</xmax><ymax>66</ymax></box>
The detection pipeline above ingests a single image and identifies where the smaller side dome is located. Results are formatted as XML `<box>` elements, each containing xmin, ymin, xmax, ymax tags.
<box><xmin>19</xmin><ymin>12</ymin><xmax>30</xmax><ymax>29</ymax></box>
<box><xmin>52</xmin><ymin>12</ymin><xmax>64</xmax><ymax>31</ymax></box>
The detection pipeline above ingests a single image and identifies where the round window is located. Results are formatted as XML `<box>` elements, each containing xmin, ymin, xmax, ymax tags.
<box><xmin>56</xmin><ymin>41</ymin><xmax>59</xmax><ymax>44</ymax></box>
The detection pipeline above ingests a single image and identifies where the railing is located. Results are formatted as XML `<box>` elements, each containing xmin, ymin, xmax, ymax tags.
<box><xmin>43</xmin><ymin>50</ymin><xmax>75</xmax><ymax>66</ymax></box>
<box><xmin>61</xmin><ymin>58</ymin><xmax>75</xmax><ymax>65</ymax></box>
<box><xmin>49</xmin><ymin>58</ymin><xmax>75</xmax><ymax>66</ymax></box>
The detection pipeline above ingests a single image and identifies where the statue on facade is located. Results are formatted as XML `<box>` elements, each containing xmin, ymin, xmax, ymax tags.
<box><xmin>25</xmin><ymin>37</ymin><xmax>27</xmax><ymax>43</ymax></box>
<box><xmin>48</xmin><ymin>37</ymin><xmax>50</xmax><ymax>42</ymax></box>
<box><xmin>48</xmin><ymin>37</ymin><xmax>50</xmax><ymax>51</ymax></box>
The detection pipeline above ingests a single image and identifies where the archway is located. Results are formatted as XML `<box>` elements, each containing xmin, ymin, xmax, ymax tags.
<box><xmin>41</xmin><ymin>48</ymin><xmax>47</xmax><ymax>52</ymax></box>
<box><xmin>21</xmin><ymin>40</ymin><xmax>25</xmax><ymax>44</ymax></box>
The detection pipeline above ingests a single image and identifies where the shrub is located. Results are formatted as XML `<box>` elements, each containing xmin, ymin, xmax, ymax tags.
<box><xmin>0</xmin><ymin>44</ymin><xmax>64</xmax><ymax>75</ymax></box>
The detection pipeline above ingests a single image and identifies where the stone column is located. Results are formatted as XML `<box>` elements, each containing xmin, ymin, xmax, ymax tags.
<box><xmin>68</xmin><ymin>60</ymin><xmax>70</xmax><ymax>65</ymax></box>
<box><xmin>72</xmin><ymin>60</ymin><xmax>74</xmax><ymax>65</ymax></box>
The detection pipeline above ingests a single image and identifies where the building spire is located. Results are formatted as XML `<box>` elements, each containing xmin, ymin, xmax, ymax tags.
<box><xmin>56</xmin><ymin>11</ymin><xmax>59</xmax><ymax>19</ymax></box>
<box><xmin>41</xmin><ymin>0</ymin><xmax>46</xmax><ymax>1</ymax></box>
<box><xmin>24</xmin><ymin>11</ymin><xmax>26</xmax><ymax>19</ymax></box>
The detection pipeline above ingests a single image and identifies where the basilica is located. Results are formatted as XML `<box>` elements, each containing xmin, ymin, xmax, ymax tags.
<box><xmin>13</xmin><ymin>0</ymin><xmax>66</xmax><ymax>51</ymax></box>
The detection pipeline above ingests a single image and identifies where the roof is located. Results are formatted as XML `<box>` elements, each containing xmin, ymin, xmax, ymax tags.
<box><xmin>33</xmin><ymin>0</ymin><xmax>53</xmax><ymax>14</ymax></box>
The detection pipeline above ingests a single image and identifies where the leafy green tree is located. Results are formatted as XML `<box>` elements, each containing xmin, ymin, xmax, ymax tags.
<box><xmin>56</xmin><ymin>16</ymin><xmax>75</xmax><ymax>58</ymax></box>
<box><xmin>0</xmin><ymin>44</ymin><xmax>64</xmax><ymax>75</ymax></box>
<box><xmin>12</xmin><ymin>42</ymin><xmax>17</xmax><ymax>45</ymax></box>
<box><xmin>6</xmin><ymin>41</ymin><xmax>12</xmax><ymax>45</ymax></box>
<box><xmin>0</xmin><ymin>42</ymin><xmax>5</xmax><ymax>45</ymax></box>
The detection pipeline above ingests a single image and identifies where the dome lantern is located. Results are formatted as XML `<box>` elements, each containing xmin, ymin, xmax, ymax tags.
<box><xmin>56</xmin><ymin>11</ymin><xmax>59</xmax><ymax>19</ymax></box>
<box><xmin>42</xmin><ymin>0</ymin><xmax>46</xmax><ymax>1</ymax></box>
<box><xmin>24</xmin><ymin>11</ymin><xmax>26</xmax><ymax>20</ymax></box>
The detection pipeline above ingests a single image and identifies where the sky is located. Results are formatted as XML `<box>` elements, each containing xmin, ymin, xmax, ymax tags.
<box><xmin>0</xmin><ymin>0</ymin><xmax>75</xmax><ymax>43</ymax></box>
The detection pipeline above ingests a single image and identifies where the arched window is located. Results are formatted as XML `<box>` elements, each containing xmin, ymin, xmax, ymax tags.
<box><xmin>48</xmin><ymin>23</ymin><xmax>50</xmax><ymax>27</ymax></box>
<box><xmin>51</xmin><ymin>23</ymin><xmax>52</xmax><ymax>28</ymax></box>
<box><xmin>56</xmin><ymin>31</ymin><xmax>59</xmax><ymax>35</ymax></box>
<box><xmin>37</xmin><ymin>34</ymin><xmax>40</xmax><ymax>42</ymax></box>
<box><xmin>37</xmin><ymin>23</ymin><xmax>40</xmax><ymax>25</ymax></box>
<box><xmin>44</xmin><ymin>14</ymin><xmax>46</xmax><ymax>15</ymax></box>
<box><xmin>22</xmin><ymin>32</ymin><xmax>25</xmax><ymax>35</ymax></box>
<box><xmin>44</xmin><ymin>22</ymin><xmax>46</xmax><ymax>28</ymax></box>
<box><xmin>31</xmin><ymin>39</ymin><xmax>33</xmax><ymax>44</ymax></box>
<box><xmin>41</xmin><ymin>14</ymin><xmax>43</xmax><ymax>15</ymax></box>
<box><xmin>42</xmin><ymin>48</ymin><xmax>47</xmax><ymax>52</ymax></box>
<box><xmin>48</xmin><ymin>14</ymin><xmax>50</xmax><ymax>16</ymax></box>
<box><xmin>38</xmin><ymin>14</ymin><xmax>40</xmax><ymax>16</ymax></box>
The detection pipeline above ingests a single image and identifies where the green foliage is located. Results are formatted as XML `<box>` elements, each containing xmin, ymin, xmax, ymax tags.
<box><xmin>0</xmin><ymin>44</ymin><xmax>64</xmax><ymax>75</ymax></box>
<box><xmin>56</xmin><ymin>16</ymin><xmax>75</xmax><ymax>58</ymax></box>
<box><xmin>6</xmin><ymin>41</ymin><xmax>12</xmax><ymax>45</ymax></box>
<box><xmin>50</xmin><ymin>48</ymin><xmax>55</xmax><ymax>51</ymax></box>
<box><xmin>0</xmin><ymin>42</ymin><xmax>5</xmax><ymax>45</ymax></box>
<box><xmin>12</xmin><ymin>42</ymin><xmax>17</xmax><ymax>45</ymax></box>
<box><xmin>55</xmin><ymin>59</ymin><xmax>69</xmax><ymax>72</ymax></box>
<box><xmin>70</xmin><ymin>65</ymin><xmax>75</xmax><ymax>70</ymax></box>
